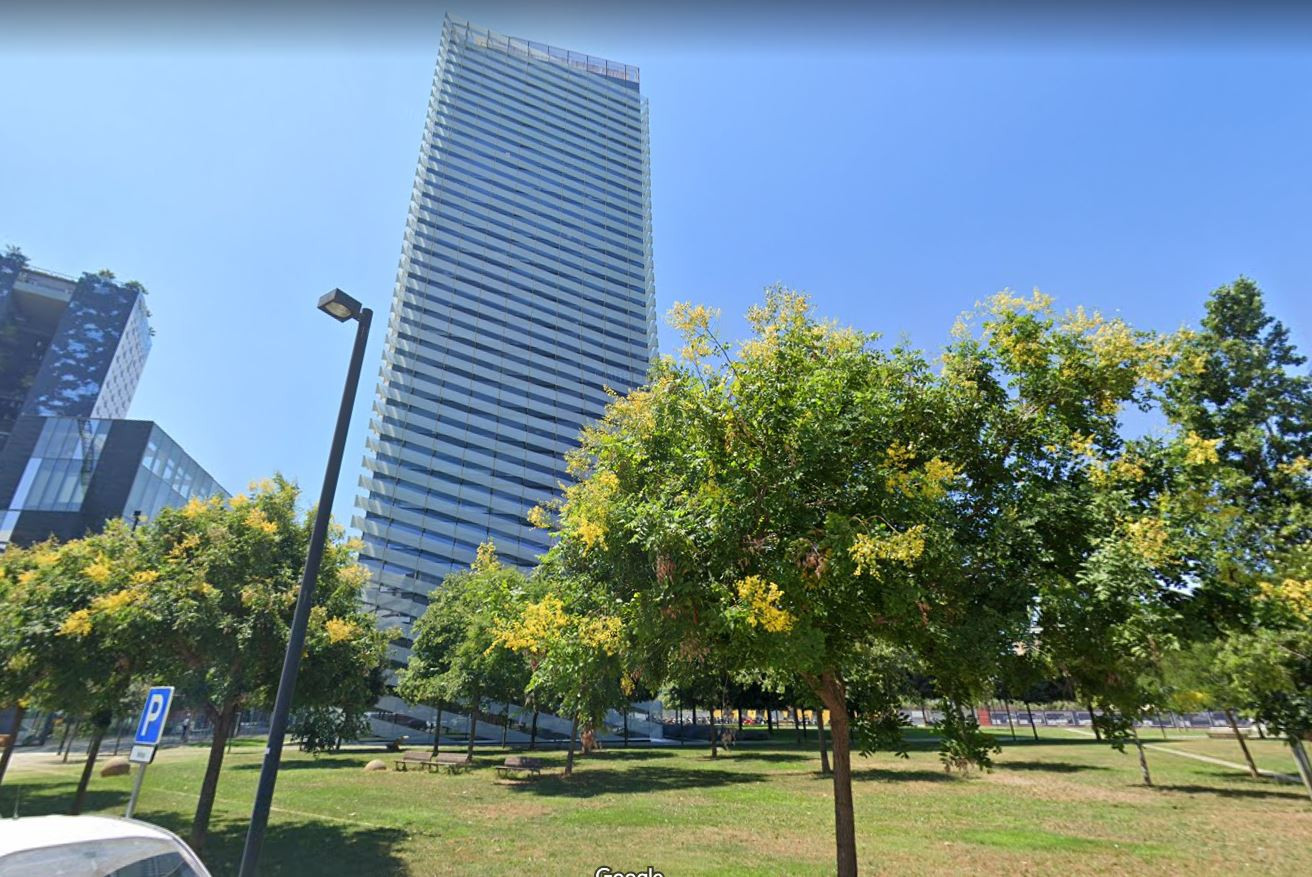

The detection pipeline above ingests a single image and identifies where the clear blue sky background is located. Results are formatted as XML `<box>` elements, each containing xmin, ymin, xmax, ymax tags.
<box><xmin>1</xmin><ymin>3</ymin><xmax>1309</xmax><ymax>528</ymax></box>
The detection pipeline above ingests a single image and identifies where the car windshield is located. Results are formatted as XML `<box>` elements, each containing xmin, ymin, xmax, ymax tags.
<box><xmin>0</xmin><ymin>837</ymin><xmax>202</xmax><ymax>877</ymax></box>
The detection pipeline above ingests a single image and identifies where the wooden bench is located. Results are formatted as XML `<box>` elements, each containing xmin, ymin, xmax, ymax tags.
<box><xmin>495</xmin><ymin>755</ymin><xmax>543</xmax><ymax>779</ymax></box>
<box><xmin>433</xmin><ymin>752</ymin><xmax>473</xmax><ymax>774</ymax></box>
<box><xmin>394</xmin><ymin>751</ymin><xmax>438</xmax><ymax>772</ymax></box>
<box><xmin>1206</xmin><ymin>727</ymin><xmax>1248</xmax><ymax>739</ymax></box>
<box><xmin>394</xmin><ymin>751</ymin><xmax>474</xmax><ymax>773</ymax></box>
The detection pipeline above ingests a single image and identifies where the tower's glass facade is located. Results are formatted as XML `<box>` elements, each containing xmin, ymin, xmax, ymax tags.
<box><xmin>355</xmin><ymin>16</ymin><xmax>656</xmax><ymax>658</ymax></box>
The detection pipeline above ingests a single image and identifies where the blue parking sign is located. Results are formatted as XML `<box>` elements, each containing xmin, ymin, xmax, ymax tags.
<box><xmin>134</xmin><ymin>686</ymin><xmax>175</xmax><ymax>747</ymax></box>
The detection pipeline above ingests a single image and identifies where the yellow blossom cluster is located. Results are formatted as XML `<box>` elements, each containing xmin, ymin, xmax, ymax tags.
<box><xmin>526</xmin><ymin>504</ymin><xmax>552</xmax><ymax>529</ymax></box>
<box><xmin>1091</xmin><ymin>456</ymin><xmax>1146</xmax><ymax>487</ymax></box>
<box><xmin>324</xmin><ymin>617</ymin><xmax>358</xmax><ymax>644</ymax></box>
<box><xmin>339</xmin><ymin>564</ymin><xmax>372</xmax><ymax>589</ymax></box>
<box><xmin>1278</xmin><ymin>456</ymin><xmax>1311</xmax><ymax>478</ymax></box>
<box><xmin>83</xmin><ymin>558</ymin><xmax>113</xmax><ymax>584</ymax></box>
<box><xmin>609</xmin><ymin>388</ymin><xmax>656</xmax><ymax>437</ymax></box>
<box><xmin>576</xmin><ymin>518</ymin><xmax>605</xmax><ymax>551</ymax></box>
<box><xmin>34</xmin><ymin>550</ymin><xmax>61</xmax><ymax>568</ymax></box>
<box><xmin>735</xmin><ymin>575</ymin><xmax>795</xmax><ymax>633</ymax></box>
<box><xmin>989</xmin><ymin>289</ymin><xmax>1054</xmax><ymax>314</ymax></box>
<box><xmin>1124</xmin><ymin>516</ymin><xmax>1172</xmax><ymax>565</ymax></box>
<box><xmin>850</xmin><ymin>525</ymin><xmax>927</xmax><ymax>577</ymax></box>
<box><xmin>473</xmin><ymin>541</ymin><xmax>501</xmax><ymax>572</ymax></box>
<box><xmin>1182</xmin><ymin>432</ymin><xmax>1221</xmax><ymax>466</ymax></box>
<box><xmin>495</xmin><ymin>594</ymin><xmax>568</xmax><ymax>653</ymax></box>
<box><xmin>1258</xmin><ymin>578</ymin><xmax>1312</xmax><ymax>621</ymax></box>
<box><xmin>132</xmin><ymin>570</ymin><xmax>160</xmax><ymax>585</ymax></box>
<box><xmin>578</xmin><ymin>615</ymin><xmax>624</xmax><ymax>654</ymax></box>
<box><xmin>229</xmin><ymin>494</ymin><xmax>249</xmax><ymax>509</ymax></box>
<box><xmin>244</xmin><ymin>507</ymin><xmax>279</xmax><ymax>535</ymax></box>
<box><xmin>60</xmin><ymin>609</ymin><xmax>93</xmax><ymax>637</ymax></box>
<box><xmin>668</xmin><ymin>301</ymin><xmax>719</xmax><ymax>361</ymax></box>
<box><xmin>91</xmin><ymin>586</ymin><xmax>149</xmax><ymax>614</ymax></box>
<box><xmin>182</xmin><ymin>496</ymin><xmax>208</xmax><ymax>518</ymax></box>
<box><xmin>169</xmin><ymin>533</ymin><xmax>202</xmax><ymax>559</ymax></box>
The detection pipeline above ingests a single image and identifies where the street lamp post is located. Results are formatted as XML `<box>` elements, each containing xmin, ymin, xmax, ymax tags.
<box><xmin>237</xmin><ymin>289</ymin><xmax>372</xmax><ymax>876</ymax></box>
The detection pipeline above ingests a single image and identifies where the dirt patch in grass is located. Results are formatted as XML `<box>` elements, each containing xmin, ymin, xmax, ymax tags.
<box><xmin>988</xmin><ymin>769</ymin><xmax>1144</xmax><ymax>805</ymax></box>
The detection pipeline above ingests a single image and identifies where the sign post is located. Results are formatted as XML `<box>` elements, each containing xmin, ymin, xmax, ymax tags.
<box><xmin>125</xmin><ymin>685</ymin><xmax>173</xmax><ymax>819</ymax></box>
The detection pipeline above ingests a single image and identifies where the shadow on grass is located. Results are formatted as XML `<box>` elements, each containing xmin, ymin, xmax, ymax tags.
<box><xmin>231</xmin><ymin>755</ymin><xmax>372</xmax><ymax>772</ymax></box>
<box><xmin>506</xmin><ymin>764</ymin><xmax>764</xmax><ymax>799</ymax></box>
<box><xmin>583</xmin><ymin>749</ymin><xmax>679</xmax><ymax>762</ymax></box>
<box><xmin>993</xmin><ymin>736</ymin><xmax>1104</xmax><ymax>747</ymax></box>
<box><xmin>142</xmin><ymin>811</ymin><xmax>410</xmax><ymax>877</ymax></box>
<box><xmin>850</xmin><ymin>767</ymin><xmax>956</xmax><ymax>783</ymax></box>
<box><xmin>999</xmin><ymin>760</ymin><xmax>1110</xmax><ymax>773</ymax></box>
<box><xmin>727</xmin><ymin>751</ymin><xmax>814</xmax><ymax>764</ymax></box>
<box><xmin>2</xmin><ymin>776</ymin><xmax>409</xmax><ymax>876</ymax></box>
<box><xmin>3</xmin><ymin>777</ymin><xmax>127</xmax><ymax>818</ymax></box>
<box><xmin>1154</xmin><ymin>783</ymin><xmax>1311</xmax><ymax>801</ymax></box>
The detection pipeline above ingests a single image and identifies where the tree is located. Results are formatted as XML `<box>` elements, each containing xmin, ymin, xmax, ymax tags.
<box><xmin>397</xmin><ymin>542</ymin><xmax>530</xmax><ymax>760</ymax></box>
<box><xmin>119</xmin><ymin>477</ymin><xmax>387</xmax><ymax>851</ymax></box>
<box><xmin>529</xmin><ymin>289</ymin><xmax>1168</xmax><ymax>875</ymax></box>
<box><xmin>493</xmin><ymin>562</ymin><xmax>628</xmax><ymax>776</ymax></box>
<box><xmin>1158</xmin><ymin>279</ymin><xmax>1312</xmax><ymax>793</ymax></box>
<box><xmin>0</xmin><ymin>525</ymin><xmax>152</xmax><ymax>811</ymax></box>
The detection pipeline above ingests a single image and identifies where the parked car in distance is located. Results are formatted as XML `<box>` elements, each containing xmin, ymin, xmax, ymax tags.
<box><xmin>0</xmin><ymin>814</ymin><xmax>210</xmax><ymax>876</ymax></box>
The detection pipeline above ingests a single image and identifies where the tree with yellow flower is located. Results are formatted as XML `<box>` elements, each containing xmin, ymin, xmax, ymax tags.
<box><xmin>397</xmin><ymin>541</ymin><xmax>532</xmax><ymax>761</ymax></box>
<box><xmin>531</xmin><ymin>287</ymin><xmax>1170</xmax><ymax>875</ymax></box>
<box><xmin>490</xmin><ymin>558</ymin><xmax>629</xmax><ymax>776</ymax></box>
<box><xmin>133</xmin><ymin>476</ymin><xmax>387</xmax><ymax>851</ymax></box>
<box><xmin>0</xmin><ymin>522</ymin><xmax>152</xmax><ymax>813</ymax></box>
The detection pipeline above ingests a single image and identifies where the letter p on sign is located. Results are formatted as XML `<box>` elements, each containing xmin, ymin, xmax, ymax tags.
<box><xmin>133</xmin><ymin>686</ymin><xmax>175</xmax><ymax>747</ymax></box>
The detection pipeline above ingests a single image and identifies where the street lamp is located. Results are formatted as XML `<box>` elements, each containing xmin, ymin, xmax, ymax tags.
<box><xmin>237</xmin><ymin>289</ymin><xmax>372</xmax><ymax>877</ymax></box>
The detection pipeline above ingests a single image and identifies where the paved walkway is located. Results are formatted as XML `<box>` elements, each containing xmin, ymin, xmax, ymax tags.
<box><xmin>1061</xmin><ymin>727</ymin><xmax>1301</xmax><ymax>784</ymax></box>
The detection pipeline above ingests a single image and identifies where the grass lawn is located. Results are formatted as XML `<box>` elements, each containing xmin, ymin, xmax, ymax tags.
<box><xmin>3</xmin><ymin>729</ymin><xmax>1309</xmax><ymax>875</ymax></box>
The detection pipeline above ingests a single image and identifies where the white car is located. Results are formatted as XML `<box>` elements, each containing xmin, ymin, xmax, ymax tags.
<box><xmin>0</xmin><ymin>815</ymin><xmax>210</xmax><ymax>876</ymax></box>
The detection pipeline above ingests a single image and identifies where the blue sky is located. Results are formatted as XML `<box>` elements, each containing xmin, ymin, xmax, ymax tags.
<box><xmin>1</xmin><ymin>4</ymin><xmax>1309</xmax><ymax>528</ymax></box>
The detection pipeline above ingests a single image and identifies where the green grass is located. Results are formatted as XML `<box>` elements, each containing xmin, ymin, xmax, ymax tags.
<box><xmin>3</xmin><ymin>729</ymin><xmax>1309</xmax><ymax>875</ymax></box>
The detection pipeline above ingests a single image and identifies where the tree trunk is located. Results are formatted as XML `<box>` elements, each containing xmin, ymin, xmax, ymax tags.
<box><xmin>501</xmin><ymin>702</ymin><xmax>509</xmax><ymax>747</ymax></box>
<box><xmin>1023</xmin><ymin>701</ymin><xmax>1039</xmax><ymax>740</ymax></box>
<box><xmin>0</xmin><ymin>705</ymin><xmax>25</xmax><ymax>791</ymax></box>
<box><xmin>793</xmin><ymin>707</ymin><xmax>803</xmax><ymax>746</ymax></box>
<box><xmin>1132</xmin><ymin>728</ymin><xmax>1152</xmax><ymax>786</ymax></box>
<box><xmin>191</xmin><ymin>702</ymin><xmax>236</xmax><ymax>852</ymax></box>
<box><xmin>623</xmin><ymin>707</ymin><xmax>629</xmax><ymax>748</ymax></box>
<box><xmin>691</xmin><ymin>705</ymin><xmax>697</xmax><ymax>727</ymax></box>
<box><xmin>738</xmin><ymin>707</ymin><xmax>744</xmax><ymax>733</ymax></box>
<box><xmin>767</xmin><ymin>710</ymin><xmax>774</xmax><ymax>734</ymax></box>
<box><xmin>1224</xmin><ymin>708</ymin><xmax>1259</xmax><ymax>779</ymax></box>
<box><xmin>711</xmin><ymin>718</ymin><xmax>719</xmax><ymax>759</ymax></box>
<box><xmin>113</xmin><ymin>717</ymin><xmax>126</xmax><ymax>756</ymax></box>
<box><xmin>817</xmin><ymin>705</ymin><xmax>831</xmax><ymax>775</ymax></box>
<box><xmin>1288</xmin><ymin>735</ymin><xmax>1312</xmax><ymax>802</ymax></box>
<box><xmin>431</xmin><ymin>701</ymin><xmax>443</xmax><ymax>757</ymax></box>
<box><xmin>59</xmin><ymin>720</ymin><xmax>77</xmax><ymax>760</ymax></box>
<box><xmin>529</xmin><ymin>711</ymin><xmax>538</xmax><ymax>751</ymax></box>
<box><xmin>71</xmin><ymin>713</ymin><xmax>111</xmax><ymax>815</ymax></box>
<box><xmin>1087</xmin><ymin>702</ymin><xmax>1101</xmax><ymax>741</ymax></box>
<box><xmin>466</xmin><ymin>696</ymin><xmax>479</xmax><ymax>761</ymax></box>
<box><xmin>1003</xmin><ymin>699</ymin><xmax>1017</xmax><ymax>741</ymax></box>
<box><xmin>817</xmin><ymin>673</ymin><xmax>858</xmax><ymax>877</ymax></box>
<box><xmin>564</xmin><ymin>713</ymin><xmax>579</xmax><ymax>776</ymax></box>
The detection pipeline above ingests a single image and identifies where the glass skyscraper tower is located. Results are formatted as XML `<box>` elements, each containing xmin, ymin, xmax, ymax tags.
<box><xmin>356</xmin><ymin>16</ymin><xmax>657</xmax><ymax>660</ymax></box>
